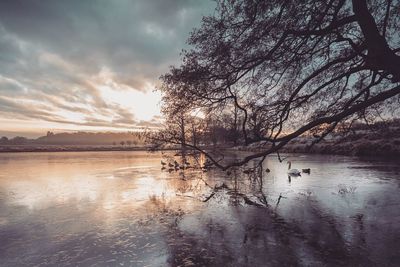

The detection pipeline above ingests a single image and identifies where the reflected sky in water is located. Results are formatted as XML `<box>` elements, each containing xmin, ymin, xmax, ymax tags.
<box><xmin>0</xmin><ymin>151</ymin><xmax>399</xmax><ymax>266</ymax></box>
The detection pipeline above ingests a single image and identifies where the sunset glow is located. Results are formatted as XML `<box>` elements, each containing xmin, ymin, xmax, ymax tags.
<box><xmin>1</xmin><ymin>1</ymin><xmax>400</xmax><ymax>266</ymax></box>
<box><xmin>0</xmin><ymin>1</ymin><xmax>215</xmax><ymax>137</ymax></box>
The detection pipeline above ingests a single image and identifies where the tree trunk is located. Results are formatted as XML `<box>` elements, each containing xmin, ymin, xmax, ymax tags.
<box><xmin>180</xmin><ymin>115</ymin><xmax>186</xmax><ymax>153</ymax></box>
<box><xmin>192</xmin><ymin>124</ymin><xmax>197</xmax><ymax>147</ymax></box>
<box><xmin>352</xmin><ymin>0</ymin><xmax>400</xmax><ymax>81</ymax></box>
<box><xmin>233</xmin><ymin>104</ymin><xmax>238</xmax><ymax>146</ymax></box>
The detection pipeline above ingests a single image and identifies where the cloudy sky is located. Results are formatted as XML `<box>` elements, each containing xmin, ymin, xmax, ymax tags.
<box><xmin>0</xmin><ymin>0</ymin><xmax>215</xmax><ymax>137</ymax></box>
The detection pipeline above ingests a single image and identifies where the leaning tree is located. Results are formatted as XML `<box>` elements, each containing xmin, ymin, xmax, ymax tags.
<box><xmin>158</xmin><ymin>0</ymin><xmax>400</xmax><ymax>169</ymax></box>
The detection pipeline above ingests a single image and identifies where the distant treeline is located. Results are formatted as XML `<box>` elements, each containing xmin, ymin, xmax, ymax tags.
<box><xmin>281</xmin><ymin>119</ymin><xmax>400</xmax><ymax>157</ymax></box>
<box><xmin>0</xmin><ymin>131</ymin><xmax>147</xmax><ymax>146</ymax></box>
<box><xmin>154</xmin><ymin>116</ymin><xmax>400</xmax><ymax>149</ymax></box>
<box><xmin>1</xmin><ymin>119</ymin><xmax>399</xmax><ymax>149</ymax></box>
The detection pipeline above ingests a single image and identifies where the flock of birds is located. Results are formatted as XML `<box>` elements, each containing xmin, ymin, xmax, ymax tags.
<box><xmin>161</xmin><ymin>159</ymin><xmax>188</xmax><ymax>171</ymax></box>
<box><xmin>160</xmin><ymin>158</ymin><xmax>310</xmax><ymax>177</ymax></box>
<box><xmin>160</xmin><ymin>159</ymin><xmax>212</xmax><ymax>172</ymax></box>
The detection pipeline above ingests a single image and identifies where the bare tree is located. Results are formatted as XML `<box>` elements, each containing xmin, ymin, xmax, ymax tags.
<box><xmin>158</xmin><ymin>0</ymin><xmax>400</xmax><ymax>170</ymax></box>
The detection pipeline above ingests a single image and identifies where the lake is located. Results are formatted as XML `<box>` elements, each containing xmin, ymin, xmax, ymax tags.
<box><xmin>0</xmin><ymin>151</ymin><xmax>399</xmax><ymax>266</ymax></box>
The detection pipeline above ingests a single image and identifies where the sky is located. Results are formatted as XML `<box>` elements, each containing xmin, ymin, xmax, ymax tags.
<box><xmin>0</xmin><ymin>0</ymin><xmax>215</xmax><ymax>138</ymax></box>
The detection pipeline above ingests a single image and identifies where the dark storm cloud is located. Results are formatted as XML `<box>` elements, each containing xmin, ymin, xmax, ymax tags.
<box><xmin>0</xmin><ymin>0</ymin><xmax>215</xmax><ymax>129</ymax></box>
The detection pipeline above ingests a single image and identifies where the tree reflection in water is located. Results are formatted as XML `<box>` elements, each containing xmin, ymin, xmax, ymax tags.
<box><xmin>151</xmin><ymin>153</ymin><xmax>376</xmax><ymax>266</ymax></box>
<box><xmin>0</xmin><ymin>151</ymin><xmax>399</xmax><ymax>266</ymax></box>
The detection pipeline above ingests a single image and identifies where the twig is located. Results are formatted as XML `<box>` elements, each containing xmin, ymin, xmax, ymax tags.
<box><xmin>276</xmin><ymin>193</ymin><xmax>287</xmax><ymax>206</ymax></box>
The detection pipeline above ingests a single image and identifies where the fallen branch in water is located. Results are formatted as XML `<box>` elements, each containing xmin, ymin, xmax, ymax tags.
<box><xmin>276</xmin><ymin>193</ymin><xmax>287</xmax><ymax>207</ymax></box>
<box><xmin>243</xmin><ymin>196</ymin><xmax>265</xmax><ymax>208</ymax></box>
<box><xmin>202</xmin><ymin>192</ymin><xmax>216</xmax><ymax>202</ymax></box>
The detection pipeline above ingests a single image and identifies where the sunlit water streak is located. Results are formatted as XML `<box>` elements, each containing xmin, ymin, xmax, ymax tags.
<box><xmin>0</xmin><ymin>151</ymin><xmax>399</xmax><ymax>266</ymax></box>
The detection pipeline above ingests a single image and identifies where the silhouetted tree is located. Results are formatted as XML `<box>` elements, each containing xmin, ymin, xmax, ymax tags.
<box><xmin>158</xmin><ymin>0</ymin><xmax>400</xmax><ymax>169</ymax></box>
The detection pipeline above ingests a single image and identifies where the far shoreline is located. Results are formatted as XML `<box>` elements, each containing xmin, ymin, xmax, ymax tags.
<box><xmin>0</xmin><ymin>145</ymin><xmax>156</xmax><ymax>153</ymax></box>
<box><xmin>1</xmin><ymin>144</ymin><xmax>399</xmax><ymax>161</ymax></box>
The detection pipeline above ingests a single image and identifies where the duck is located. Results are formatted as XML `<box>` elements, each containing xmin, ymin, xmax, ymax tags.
<box><xmin>287</xmin><ymin>161</ymin><xmax>301</xmax><ymax>176</ymax></box>
<box><xmin>168</xmin><ymin>162</ymin><xmax>174</xmax><ymax>168</ymax></box>
<box><xmin>174</xmin><ymin>160</ymin><xmax>180</xmax><ymax>168</ymax></box>
<box><xmin>265</xmin><ymin>168</ymin><xmax>271</xmax><ymax>173</ymax></box>
<box><xmin>161</xmin><ymin>160</ymin><xmax>167</xmax><ymax>166</ymax></box>
<box><xmin>302</xmin><ymin>168</ymin><xmax>311</xmax><ymax>174</ymax></box>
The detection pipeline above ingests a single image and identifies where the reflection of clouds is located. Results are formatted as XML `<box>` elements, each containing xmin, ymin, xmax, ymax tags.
<box><xmin>7</xmin><ymin>175</ymin><xmax>100</xmax><ymax>210</ymax></box>
<box><xmin>130</xmin><ymin>176</ymin><xmax>174</xmax><ymax>200</ymax></box>
<box><xmin>0</xmin><ymin>151</ymin><xmax>204</xmax><ymax>225</ymax></box>
<box><xmin>0</xmin><ymin>152</ymin><xmax>160</xmax><ymax>211</ymax></box>
<box><xmin>119</xmin><ymin>174</ymin><xmax>190</xmax><ymax>205</ymax></box>
<box><xmin>1</xmin><ymin>152</ymin><xmax>399</xmax><ymax>266</ymax></box>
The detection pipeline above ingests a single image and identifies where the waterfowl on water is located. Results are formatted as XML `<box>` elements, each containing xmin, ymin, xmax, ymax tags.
<box><xmin>287</xmin><ymin>161</ymin><xmax>301</xmax><ymax>176</ymax></box>
<box><xmin>302</xmin><ymin>168</ymin><xmax>311</xmax><ymax>174</ymax></box>
<box><xmin>161</xmin><ymin>160</ymin><xmax>167</xmax><ymax>166</ymax></box>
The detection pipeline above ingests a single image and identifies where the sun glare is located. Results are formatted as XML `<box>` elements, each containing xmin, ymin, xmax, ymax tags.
<box><xmin>98</xmin><ymin>85</ymin><xmax>161</xmax><ymax>122</ymax></box>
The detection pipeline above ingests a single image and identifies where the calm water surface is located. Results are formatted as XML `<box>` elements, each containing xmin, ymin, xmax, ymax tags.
<box><xmin>0</xmin><ymin>151</ymin><xmax>399</xmax><ymax>266</ymax></box>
